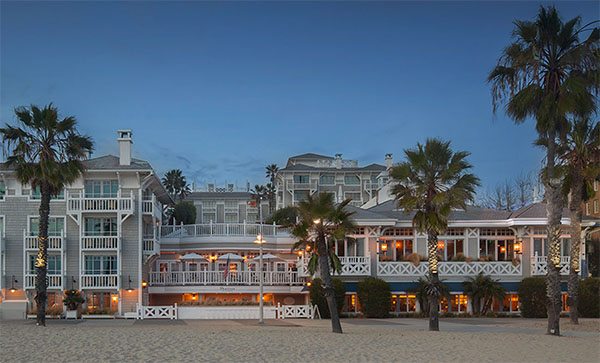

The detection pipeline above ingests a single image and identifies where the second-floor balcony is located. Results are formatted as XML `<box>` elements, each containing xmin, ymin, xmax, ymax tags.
<box><xmin>81</xmin><ymin>236</ymin><xmax>119</xmax><ymax>250</ymax></box>
<box><xmin>80</xmin><ymin>274</ymin><xmax>119</xmax><ymax>289</ymax></box>
<box><xmin>297</xmin><ymin>256</ymin><xmax>371</xmax><ymax>277</ymax></box>
<box><xmin>67</xmin><ymin>191</ymin><xmax>134</xmax><ymax>214</ymax></box>
<box><xmin>25</xmin><ymin>274</ymin><xmax>63</xmax><ymax>289</ymax></box>
<box><xmin>143</xmin><ymin>237</ymin><xmax>159</xmax><ymax>255</ymax></box>
<box><xmin>376</xmin><ymin>260</ymin><xmax>523</xmax><ymax>277</ymax></box>
<box><xmin>24</xmin><ymin>232</ymin><xmax>64</xmax><ymax>250</ymax></box>
<box><xmin>161</xmin><ymin>223</ymin><xmax>287</xmax><ymax>239</ymax></box>
<box><xmin>148</xmin><ymin>270</ymin><xmax>303</xmax><ymax>286</ymax></box>
<box><xmin>142</xmin><ymin>197</ymin><xmax>162</xmax><ymax>220</ymax></box>
<box><xmin>531</xmin><ymin>255</ymin><xmax>571</xmax><ymax>275</ymax></box>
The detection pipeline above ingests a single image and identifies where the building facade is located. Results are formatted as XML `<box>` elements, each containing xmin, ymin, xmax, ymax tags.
<box><xmin>0</xmin><ymin>130</ymin><xmax>171</xmax><ymax>318</ymax></box>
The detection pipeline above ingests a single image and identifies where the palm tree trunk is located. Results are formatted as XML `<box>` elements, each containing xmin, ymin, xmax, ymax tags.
<box><xmin>316</xmin><ymin>233</ymin><xmax>342</xmax><ymax>334</ymax></box>
<box><xmin>473</xmin><ymin>297</ymin><xmax>480</xmax><ymax>316</ymax></box>
<box><xmin>427</xmin><ymin>231</ymin><xmax>440</xmax><ymax>331</ymax></box>
<box><xmin>544</xmin><ymin>134</ymin><xmax>563</xmax><ymax>336</ymax></box>
<box><xmin>35</xmin><ymin>181</ymin><xmax>50</xmax><ymax>327</ymax></box>
<box><xmin>567</xmin><ymin>176</ymin><xmax>583</xmax><ymax>324</ymax></box>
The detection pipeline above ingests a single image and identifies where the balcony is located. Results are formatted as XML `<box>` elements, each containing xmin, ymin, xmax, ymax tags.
<box><xmin>148</xmin><ymin>271</ymin><xmax>303</xmax><ymax>286</ymax></box>
<box><xmin>161</xmin><ymin>223</ymin><xmax>287</xmax><ymax>239</ymax></box>
<box><xmin>143</xmin><ymin>237</ymin><xmax>159</xmax><ymax>255</ymax></box>
<box><xmin>24</xmin><ymin>232</ymin><xmax>64</xmax><ymax>250</ymax></box>
<box><xmin>24</xmin><ymin>274</ymin><xmax>63</xmax><ymax>289</ymax></box>
<box><xmin>67</xmin><ymin>191</ymin><xmax>134</xmax><ymax>214</ymax></box>
<box><xmin>81</xmin><ymin>236</ymin><xmax>119</xmax><ymax>250</ymax></box>
<box><xmin>142</xmin><ymin>197</ymin><xmax>162</xmax><ymax>219</ymax></box>
<box><xmin>80</xmin><ymin>274</ymin><xmax>119</xmax><ymax>289</ymax></box>
<box><xmin>298</xmin><ymin>256</ymin><xmax>371</xmax><ymax>277</ymax></box>
<box><xmin>531</xmin><ymin>255</ymin><xmax>570</xmax><ymax>275</ymax></box>
<box><xmin>377</xmin><ymin>261</ymin><xmax>523</xmax><ymax>277</ymax></box>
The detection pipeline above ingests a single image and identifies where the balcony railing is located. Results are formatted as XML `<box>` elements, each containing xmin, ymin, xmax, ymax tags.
<box><xmin>298</xmin><ymin>256</ymin><xmax>371</xmax><ymax>277</ymax></box>
<box><xmin>142</xmin><ymin>197</ymin><xmax>162</xmax><ymax>219</ymax></box>
<box><xmin>148</xmin><ymin>271</ymin><xmax>303</xmax><ymax>286</ymax></box>
<box><xmin>377</xmin><ymin>261</ymin><xmax>523</xmax><ymax>277</ymax></box>
<box><xmin>531</xmin><ymin>255</ymin><xmax>570</xmax><ymax>275</ymax></box>
<box><xmin>67</xmin><ymin>191</ymin><xmax>134</xmax><ymax>214</ymax></box>
<box><xmin>80</xmin><ymin>274</ymin><xmax>119</xmax><ymax>289</ymax></box>
<box><xmin>143</xmin><ymin>237</ymin><xmax>158</xmax><ymax>255</ymax></box>
<box><xmin>25</xmin><ymin>274</ymin><xmax>63</xmax><ymax>289</ymax></box>
<box><xmin>81</xmin><ymin>236</ymin><xmax>119</xmax><ymax>250</ymax></box>
<box><xmin>161</xmin><ymin>223</ymin><xmax>287</xmax><ymax>239</ymax></box>
<box><xmin>24</xmin><ymin>232</ymin><xmax>64</xmax><ymax>250</ymax></box>
<box><xmin>287</xmin><ymin>180</ymin><xmax>318</xmax><ymax>190</ymax></box>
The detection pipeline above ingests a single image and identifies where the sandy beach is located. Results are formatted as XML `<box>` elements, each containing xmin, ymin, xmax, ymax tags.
<box><xmin>1</xmin><ymin>317</ymin><xmax>598</xmax><ymax>362</ymax></box>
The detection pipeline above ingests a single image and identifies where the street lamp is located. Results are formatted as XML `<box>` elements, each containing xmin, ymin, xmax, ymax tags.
<box><xmin>254</xmin><ymin>233</ymin><xmax>267</xmax><ymax>324</ymax></box>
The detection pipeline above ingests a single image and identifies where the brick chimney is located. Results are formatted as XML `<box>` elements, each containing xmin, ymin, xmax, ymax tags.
<box><xmin>117</xmin><ymin>130</ymin><xmax>133</xmax><ymax>166</ymax></box>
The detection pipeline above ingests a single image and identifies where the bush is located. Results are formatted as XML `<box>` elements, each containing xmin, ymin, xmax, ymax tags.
<box><xmin>357</xmin><ymin>277</ymin><xmax>391</xmax><ymax>318</ymax></box>
<box><xmin>309</xmin><ymin>278</ymin><xmax>346</xmax><ymax>319</ymax></box>
<box><xmin>172</xmin><ymin>201</ymin><xmax>197</xmax><ymax>224</ymax></box>
<box><xmin>518</xmin><ymin>277</ymin><xmax>547</xmax><ymax>318</ymax></box>
<box><xmin>578</xmin><ymin>278</ymin><xmax>599</xmax><ymax>318</ymax></box>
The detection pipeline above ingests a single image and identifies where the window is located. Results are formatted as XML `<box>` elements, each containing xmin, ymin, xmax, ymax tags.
<box><xmin>437</xmin><ymin>239</ymin><xmax>464</xmax><ymax>261</ymax></box>
<box><xmin>392</xmin><ymin>294</ymin><xmax>417</xmax><ymax>313</ymax></box>
<box><xmin>224</xmin><ymin>200</ymin><xmax>238</xmax><ymax>209</ymax></box>
<box><xmin>29</xmin><ymin>254</ymin><xmax>61</xmax><ymax>274</ymax></box>
<box><xmin>479</xmin><ymin>239</ymin><xmax>515</xmax><ymax>261</ymax></box>
<box><xmin>344</xmin><ymin>192</ymin><xmax>362</xmax><ymax>201</ymax></box>
<box><xmin>450</xmin><ymin>294</ymin><xmax>468</xmax><ymax>313</ymax></box>
<box><xmin>225</xmin><ymin>213</ymin><xmax>238</xmax><ymax>223</ymax></box>
<box><xmin>344</xmin><ymin>175</ymin><xmax>360</xmax><ymax>185</ymax></box>
<box><xmin>293</xmin><ymin>175</ymin><xmax>309</xmax><ymax>184</ymax></box>
<box><xmin>594</xmin><ymin>200</ymin><xmax>599</xmax><ymax>214</ymax></box>
<box><xmin>594</xmin><ymin>180</ymin><xmax>599</xmax><ymax>191</ymax></box>
<box><xmin>319</xmin><ymin>174</ymin><xmax>336</xmax><ymax>185</ymax></box>
<box><xmin>502</xmin><ymin>294</ymin><xmax>519</xmax><ymax>313</ymax></box>
<box><xmin>586</xmin><ymin>203</ymin><xmax>590</xmax><ymax>215</ymax></box>
<box><xmin>394</xmin><ymin>240</ymin><xmax>414</xmax><ymax>261</ymax></box>
<box><xmin>202</xmin><ymin>213</ymin><xmax>216</xmax><ymax>223</ymax></box>
<box><xmin>0</xmin><ymin>181</ymin><xmax>5</xmax><ymax>199</ymax></box>
<box><xmin>84</xmin><ymin>180</ymin><xmax>119</xmax><ymax>198</ymax></box>
<box><xmin>533</xmin><ymin>238</ymin><xmax>570</xmax><ymax>257</ymax></box>
<box><xmin>202</xmin><ymin>200</ymin><xmax>217</xmax><ymax>210</ymax></box>
<box><xmin>30</xmin><ymin>217</ymin><xmax>65</xmax><ymax>237</ymax></box>
<box><xmin>293</xmin><ymin>190</ymin><xmax>309</xmax><ymax>202</ymax></box>
<box><xmin>31</xmin><ymin>186</ymin><xmax>64</xmax><ymax>200</ymax></box>
<box><xmin>84</xmin><ymin>217</ymin><xmax>117</xmax><ymax>236</ymax></box>
<box><xmin>84</xmin><ymin>255</ymin><xmax>117</xmax><ymax>274</ymax></box>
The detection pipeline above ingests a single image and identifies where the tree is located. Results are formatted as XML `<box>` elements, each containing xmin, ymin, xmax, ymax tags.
<box><xmin>560</xmin><ymin>118</ymin><xmax>599</xmax><ymax>323</ymax></box>
<box><xmin>1</xmin><ymin>104</ymin><xmax>93</xmax><ymax>326</ymax></box>
<box><xmin>463</xmin><ymin>273</ymin><xmax>506</xmax><ymax>315</ymax></box>
<box><xmin>413</xmin><ymin>275</ymin><xmax>450</xmax><ymax>316</ymax></box>
<box><xmin>309</xmin><ymin>277</ymin><xmax>346</xmax><ymax>319</ymax></box>
<box><xmin>250</xmin><ymin>184</ymin><xmax>268</xmax><ymax>222</ymax></box>
<box><xmin>265</xmin><ymin>164</ymin><xmax>279</xmax><ymax>213</ymax></box>
<box><xmin>488</xmin><ymin>6</ymin><xmax>599</xmax><ymax>335</ymax></box>
<box><xmin>162</xmin><ymin>169</ymin><xmax>191</xmax><ymax>201</ymax></box>
<box><xmin>266</xmin><ymin>206</ymin><xmax>298</xmax><ymax>227</ymax></box>
<box><xmin>290</xmin><ymin>193</ymin><xmax>355</xmax><ymax>333</ymax></box>
<box><xmin>172</xmin><ymin>201</ymin><xmax>197</xmax><ymax>224</ymax></box>
<box><xmin>390</xmin><ymin>138</ymin><xmax>480</xmax><ymax>330</ymax></box>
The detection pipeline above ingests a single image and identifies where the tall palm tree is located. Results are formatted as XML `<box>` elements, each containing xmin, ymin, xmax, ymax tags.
<box><xmin>390</xmin><ymin>138</ymin><xmax>479</xmax><ymax>331</ymax></box>
<box><xmin>162</xmin><ymin>169</ymin><xmax>190</xmax><ymax>201</ymax></box>
<box><xmin>265</xmin><ymin>164</ymin><xmax>279</xmax><ymax>213</ymax></box>
<box><xmin>560</xmin><ymin>118</ymin><xmax>600</xmax><ymax>323</ymax></box>
<box><xmin>291</xmin><ymin>193</ymin><xmax>355</xmax><ymax>334</ymax></box>
<box><xmin>251</xmin><ymin>184</ymin><xmax>268</xmax><ymax>222</ymax></box>
<box><xmin>488</xmin><ymin>6</ymin><xmax>599</xmax><ymax>335</ymax></box>
<box><xmin>265</xmin><ymin>164</ymin><xmax>279</xmax><ymax>184</ymax></box>
<box><xmin>1</xmin><ymin>104</ymin><xmax>93</xmax><ymax>326</ymax></box>
<box><xmin>463</xmin><ymin>273</ymin><xmax>506</xmax><ymax>315</ymax></box>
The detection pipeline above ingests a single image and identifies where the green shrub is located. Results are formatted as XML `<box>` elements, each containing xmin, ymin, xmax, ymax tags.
<box><xmin>172</xmin><ymin>201</ymin><xmax>197</xmax><ymax>224</ymax></box>
<box><xmin>518</xmin><ymin>277</ymin><xmax>547</xmax><ymax>318</ymax></box>
<box><xmin>309</xmin><ymin>278</ymin><xmax>346</xmax><ymax>319</ymax></box>
<box><xmin>357</xmin><ymin>277</ymin><xmax>391</xmax><ymax>318</ymax></box>
<box><xmin>578</xmin><ymin>278</ymin><xmax>600</xmax><ymax>318</ymax></box>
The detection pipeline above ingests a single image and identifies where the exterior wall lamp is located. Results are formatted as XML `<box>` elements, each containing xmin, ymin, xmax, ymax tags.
<box><xmin>126</xmin><ymin>276</ymin><xmax>134</xmax><ymax>292</ymax></box>
<box><xmin>9</xmin><ymin>275</ymin><xmax>18</xmax><ymax>293</ymax></box>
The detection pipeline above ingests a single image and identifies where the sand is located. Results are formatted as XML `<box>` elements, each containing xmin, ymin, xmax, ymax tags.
<box><xmin>1</xmin><ymin>318</ymin><xmax>598</xmax><ymax>362</ymax></box>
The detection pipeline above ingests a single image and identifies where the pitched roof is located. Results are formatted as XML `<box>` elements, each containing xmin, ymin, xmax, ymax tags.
<box><xmin>0</xmin><ymin>154</ymin><xmax>152</xmax><ymax>171</ymax></box>
<box><xmin>186</xmin><ymin>191</ymin><xmax>254</xmax><ymax>200</ymax></box>
<box><xmin>288</xmin><ymin>153</ymin><xmax>334</xmax><ymax>160</ymax></box>
<box><xmin>279</xmin><ymin>162</ymin><xmax>386</xmax><ymax>172</ymax></box>
<box><xmin>366</xmin><ymin>200</ymin><xmax>512</xmax><ymax>221</ymax></box>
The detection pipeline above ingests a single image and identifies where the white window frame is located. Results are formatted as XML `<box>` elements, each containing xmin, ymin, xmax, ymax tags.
<box><xmin>28</xmin><ymin>215</ymin><xmax>65</xmax><ymax>237</ymax></box>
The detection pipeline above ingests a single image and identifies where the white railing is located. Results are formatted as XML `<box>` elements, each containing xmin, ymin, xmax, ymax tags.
<box><xmin>287</xmin><ymin>180</ymin><xmax>318</xmax><ymax>191</ymax></box>
<box><xmin>297</xmin><ymin>256</ymin><xmax>371</xmax><ymax>276</ymax></box>
<box><xmin>148</xmin><ymin>271</ymin><xmax>303</xmax><ymax>286</ymax></box>
<box><xmin>531</xmin><ymin>255</ymin><xmax>571</xmax><ymax>275</ymax></box>
<box><xmin>143</xmin><ymin>238</ymin><xmax>157</xmax><ymax>254</ymax></box>
<box><xmin>23</xmin><ymin>232</ymin><xmax>63</xmax><ymax>250</ymax></box>
<box><xmin>142</xmin><ymin>199</ymin><xmax>153</xmax><ymax>214</ymax></box>
<box><xmin>24</xmin><ymin>274</ymin><xmax>63</xmax><ymax>289</ymax></box>
<box><xmin>67</xmin><ymin>191</ymin><xmax>134</xmax><ymax>214</ymax></box>
<box><xmin>161</xmin><ymin>223</ymin><xmax>286</xmax><ymax>239</ymax></box>
<box><xmin>80</xmin><ymin>274</ymin><xmax>119</xmax><ymax>289</ymax></box>
<box><xmin>377</xmin><ymin>261</ymin><xmax>522</xmax><ymax>277</ymax></box>
<box><xmin>137</xmin><ymin>304</ymin><xmax>177</xmax><ymax>320</ymax></box>
<box><xmin>276</xmin><ymin>304</ymin><xmax>318</xmax><ymax>319</ymax></box>
<box><xmin>81</xmin><ymin>236</ymin><xmax>119</xmax><ymax>250</ymax></box>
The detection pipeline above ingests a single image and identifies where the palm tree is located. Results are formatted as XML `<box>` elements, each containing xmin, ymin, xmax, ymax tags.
<box><xmin>560</xmin><ymin>118</ymin><xmax>600</xmax><ymax>323</ymax></box>
<box><xmin>251</xmin><ymin>184</ymin><xmax>268</xmax><ymax>222</ymax></box>
<box><xmin>413</xmin><ymin>275</ymin><xmax>450</xmax><ymax>316</ymax></box>
<box><xmin>265</xmin><ymin>164</ymin><xmax>279</xmax><ymax>213</ymax></box>
<box><xmin>463</xmin><ymin>273</ymin><xmax>506</xmax><ymax>315</ymax></box>
<box><xmin>291</xmin><ymin>193</ymin><xmax>355</xmax><ymax>333</ymax></box>
<box><xmin>390</xmin><ymin>138</ymin><xmax>479</xmax><ymax>331</ymax></box>
<box><xmin>1</xmin><ymin>104</ymin><xmax>93</xmax><ymax>326</ymax></box>
<box><xmin>488</xmin><ymin>6</ymin><xmax>599</xmax><ymax>335</ymax></box>
<box><xmin>162</xmin><ymin>169</ymin><xmax>190</xmax><ymax>201</ymax></box>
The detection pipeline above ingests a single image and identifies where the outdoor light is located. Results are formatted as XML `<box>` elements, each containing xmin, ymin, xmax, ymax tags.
<box><xmin>126</xmin><ymin>276</ymin><xmax>134</xmax><ymax>292</ymax></box>
<box><xmin>313</xmin><ymin>219</ymin><xmax>321</xmax><ymax>225</ymax></box>
<box><xmin>141</xmin><ymin>280</ymin><xmax>148</xmax><ymax>288</ymax></box>
<box><xmin>306</xmin><ymin>281</ymin><xmax>312</xmax><ymax>287</ymax></box>
<box><xmin>112</xmin><ymin>295</ymin><xmax>118</xmax><ymax>302</ymax></box>
<box><xmin>9</xmin><ymin>275</ymin><xmax>17</xmax><ymax>293</ymax></box>
<box><xmin>254</xmin><ymin>233</ymin><xmax>267</xmax><ymax>324</ymax></box>
<box><xmin>381</xmin><ymin>243</ymin><xmax>388</xmax><ymax>252</ymax></box>
<box><xmin>514</xmin><ymin>239</ymin><xmax>523</xmax><ymax>254</ymax></box>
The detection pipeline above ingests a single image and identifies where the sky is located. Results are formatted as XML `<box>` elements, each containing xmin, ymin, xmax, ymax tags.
<box><xmin>1</xmin><ymin>1</ymin><xmax>598</xmax><ymax>194</ymax></box>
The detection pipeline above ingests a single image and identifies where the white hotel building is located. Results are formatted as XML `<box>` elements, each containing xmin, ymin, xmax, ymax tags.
<box><xmin>1</xmin><ymin>142</ymin><xmax>599</xmax><ymax>318</ymax></box>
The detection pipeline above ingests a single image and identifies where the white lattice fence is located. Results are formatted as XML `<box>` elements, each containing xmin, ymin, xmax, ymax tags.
<box><xmin>276</xmin><ymin>304</ymin><xmax>319</xmax><ymax>319</ymax></box>
<box><xmin>377</xmin><ymin>261</ymin><xmax>522</xmax><ymax>277</ymax></box>
<box><xmin>137</xmin><ymin>304</ymin><xmax>178</xmax><ymax>319</ymax></box>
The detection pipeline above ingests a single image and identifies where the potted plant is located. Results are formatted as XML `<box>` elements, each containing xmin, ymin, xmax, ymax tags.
<box><xmin>63</xmin><ymin>290</ymin><xmax>84</xmax><ymax>319</ymax></box>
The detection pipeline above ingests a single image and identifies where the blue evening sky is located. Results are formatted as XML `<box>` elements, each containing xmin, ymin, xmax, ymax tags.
<box><xmin>1</xmin><ymin>1</ymin><xmax>598</xmax><ymax>193</ymax></box>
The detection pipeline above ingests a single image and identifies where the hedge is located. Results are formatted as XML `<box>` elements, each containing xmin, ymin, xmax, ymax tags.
<box><xmin>578</xmin><ymin>278</ymin><xmax>599</xmax><ymax>318</ymax></box>
<box><xmin>517</xmin><ymin>277</ymin><xmax>547</xmax><ymax>318</ymax></box>
<box><xmin>357</xmin><ymin>277</ymin><xmax>391</xmax><ymax>318</ymax></box>
<box><xmin>309</xmin><ymin>278</ymin><xmax>346</xmax><ymax>319</ymax></box>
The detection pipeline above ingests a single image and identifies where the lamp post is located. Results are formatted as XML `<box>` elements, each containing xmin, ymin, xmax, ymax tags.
<box><xmin>254</xmin><ymin>233</ymin><xmax>266</xmax><ymax>324</ymax></box>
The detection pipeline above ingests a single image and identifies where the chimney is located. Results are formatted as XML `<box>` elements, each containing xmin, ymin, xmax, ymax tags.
<box><xmin>335</xmin><ymin>153</ymin><xmax>342</xmax><ymax>169</ymax></box>
<box><xmin>385</xmin><ymin>153</ymin><xmax>393</xmax><ymax>169</ymax></box>
<box><xmin>117</xmin><ymin>130</ymin><xmax>132</xmax><ymax>166</ymax></box>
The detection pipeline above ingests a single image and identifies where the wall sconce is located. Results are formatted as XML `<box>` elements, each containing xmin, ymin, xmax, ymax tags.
<box><xmin>126</xmin><ymin>276</ymin><xmax>134</xmax><ymax>292</ymax></box>
<box><xmin>380</xmin><ymin>243</ymin><xmax>388</xmax><ymax>252</ymax></box>
<box><xmin>9</xmin><ymin>275</ymin><xmax>18</xmax><ymax>293</ymax></box>
<box><xmin>514</xmin><ymin>238</ymin><xmax>523</xmax><ymax>255</ymax></box>
<box><xmin>141</xmin><ymin>280</ymin><xmax>148</xmax><ymax>288</ymax></box>
<box><xmin>111</xmin><ymin>295</ymin><xmax>119</xmax><ymax>302</ymax></box>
